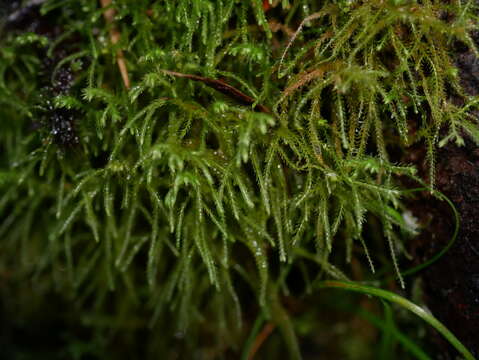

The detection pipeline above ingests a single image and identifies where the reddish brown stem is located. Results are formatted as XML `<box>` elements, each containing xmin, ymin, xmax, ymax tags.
<box><xmin>99</xmin><ymin>0</ymin><xmax>130</xmax><ymax>89</ymax></box>
<box><xmin>162</xmin><ymin>70</ymin><xmax>271</xmax><ymax>114</ymax></box>
<box><xmin>248</xmin><ymin>322</ymin><xmax>276</xmax><ymax>360</ymax></box>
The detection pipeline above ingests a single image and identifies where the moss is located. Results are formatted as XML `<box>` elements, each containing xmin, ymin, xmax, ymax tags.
<box><xmin>0</xmin><ymin>0</ymin><xmax>478</xmax><ymax>358</ymax></box>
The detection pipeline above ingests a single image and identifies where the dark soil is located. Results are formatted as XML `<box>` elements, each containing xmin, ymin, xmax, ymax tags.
<box><xmin>407</xmin><ymin>139</ymin><xmax>479</xmax><ymax>358</ymax></box>
<box><xmin>2</xmin><ymin>0</ymin><xmax>81</xmax><ymax>146</ymax></box>
<box><xmin>407</xmin><ymin>22</ymin><xmax>479</xmax><ymax>357</ymax></box>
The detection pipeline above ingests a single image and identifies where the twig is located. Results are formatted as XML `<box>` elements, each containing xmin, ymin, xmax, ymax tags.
<box><xmin>162</xmin><ymin>70</ymin><xmax>271</xmax><ymax>114</ymax></box>
<box><xmin>99</xmin><ymin>0</ymin><xmax>130</xmax><ymax>89</ymax></box>
<box><xmin>247</xmin><ymin>322</ymin><xmax>276</xmax><ymax>360</ymax></box>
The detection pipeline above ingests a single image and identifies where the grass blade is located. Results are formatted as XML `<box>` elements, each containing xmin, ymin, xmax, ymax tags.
<box><xmin>318</xmin><ymin>281</ymin><xmax>475</xmax><ymax>360</ymax></box>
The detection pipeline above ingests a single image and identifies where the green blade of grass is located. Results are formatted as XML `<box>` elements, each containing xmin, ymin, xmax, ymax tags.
<box><xmin>399</xmin><ymin>187</ymin><xmax>460</xmax><ymax>277</ymax></box>
<box><xmin>328</xmin><ymin>300</ymin><xmax>431</xmax><ymax>360</ymax></box>
<box><xmin>318</xmin><ymin>280</ymin><xmax>475</xmax><ymax>360</ymax></box>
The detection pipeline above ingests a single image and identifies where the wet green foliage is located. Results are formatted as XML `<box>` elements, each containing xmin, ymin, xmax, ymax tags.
<box><xmin>0</xmin><ymin>0</ymin><xmax>478</xmax><ymax>358</ymax></box>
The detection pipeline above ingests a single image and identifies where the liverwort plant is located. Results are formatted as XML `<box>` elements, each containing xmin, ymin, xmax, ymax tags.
<box><xmin>0</xmin><ymin>0</ymin><xmax>478</xmax><ymax>358</ymax></box>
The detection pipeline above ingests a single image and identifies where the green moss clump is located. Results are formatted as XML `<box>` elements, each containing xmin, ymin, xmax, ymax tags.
<box><xmin>0</xmin><ymin>0</ymin><xmax>478</xmax><ymax>358</ymax></box>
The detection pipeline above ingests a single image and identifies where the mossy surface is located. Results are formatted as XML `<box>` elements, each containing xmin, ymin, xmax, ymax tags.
<box><xmin>0</xmin><ymin>0</ymin><xmax>478</xmax><ymax>358</ymax></box>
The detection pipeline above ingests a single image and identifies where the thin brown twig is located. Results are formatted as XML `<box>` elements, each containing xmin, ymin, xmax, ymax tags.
<box><xmin>99</xmin><ymin>0</ymin><xmax>130</xmax><ymax>89</ymax></box>
<box><xmin>247</xmin><ymin>322</ymin><xmax>276</xmax><ymax>360</ymax></box>
<box><xmin>162</xmin><ymin>70</ymin><xmax>271</xmax><ymax>114</ymax></box>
